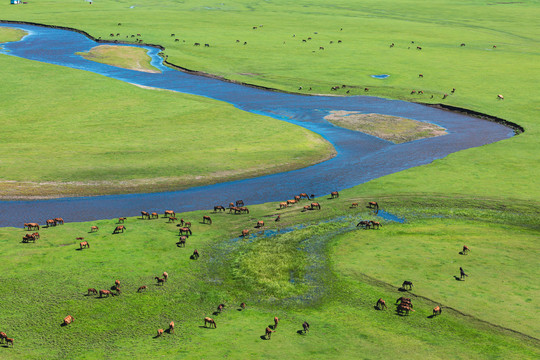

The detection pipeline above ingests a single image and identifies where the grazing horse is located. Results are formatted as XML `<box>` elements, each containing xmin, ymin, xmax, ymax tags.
<box><xmin>137</xmin><ymin>285</ymin><xmax>147</xmax><ymax>292</ymax></box>
<box><xmin>396</xmin><ymin>297</ymin><xmax>412</xmax><ymax>306</ymax></box>
<box><xmin>299</xmin><ymin>193</ymin><xmax>310</xmax><ymax>200</ymax></box>
<box><xmin>169</xmin><ymin>321</ymin><xmax>175</xmax><ymax>334</ymax></box>
<box><xmin>256</xmin><ymin>221</ymin><xmax>264</xmax><ymax>228</ymax></box>
<box><xmin>302</xmin><ymin>205</ymin><xmax>311</xmax><ymax>212</ymax></box>
<box><xmin>178</xmin><ymin>227</ymin><xmax>192</xmax><ymax>235</ymax></box>
<box><xmin>192</xmin><ymin>249</ymin><xmax>200</xmax><ymax>259</ymax></box>
<box><xmin>229</xmin><ymin>206</ymin><xmax>239</xmax><ymax>214</ymax></box>
<box><xmin>194</xmin><ymin>42</ymin><xmax>200</xmax><ymax>46</ymax></box>
<box><xmin>80</xmin><ymin>241</ymin><xmax>90</xmax><ymax>249</ymax></box>
<box><xmin>64</xmin><ymin>315</ymin><xmax>74</xmax><ymax>325</ymax></box>
<box><xmin>462</xmin><ymin>245</ymin><xmax>470</xmax><ymax>254</ymax></box>
<box><xmin>163</xmin><ymin>272</ymin><xmax>168</xmax><ymax>281</ymax></box>
<box><xmin>274</xmin><ymin>317</ymin><xmax>279</xmax><ymax>329</ymax></box>
<box><xmin>204</xmin><ymin>317</ymin><xmax>216</xmax><ymax>328</ymax></box>
<box><xmin>177</xmin><ymin>236</ymin><xmax>187</xmax><ymax>247</ymax></box>
<box><xmin>228</xmin><ymin>202</ymin><xmax>235</xmax><ymax>209</ymax></box>
<box><xmin>141</xmin><ymin>211</ymin><xmax>150</xmax><ymax>219</ymax></box>
<box><xmin>54</xmin><ymin>218</ymin><xmax>64</xmax><ymax>225</ymax></box>
<box><xmin>87</xmin><ymin>288</ymin><xmax>98</xmax><ymax>295</ymax></box>
<box><xmin>330</xmin><ymin>191</ymin><xmax>339</xmax><ymax>198</ymax></box>
<box><xmin>239</xmin><ymin>207</ymin><xmax>250</xmax><ymax>214</ymax></box>
<box><xmin>275</xmin><ymin>215</ymin><xmax>281</xmax><ymax>222</ymax></box>
<box><xmin>433</xmin><ymin>306</ymin><xmax>442</xmax><ymax>315</ymax></box>
<box><xmin>115</xmin><ymin>280</ymin><xmax>120</xmax><ymax>288</ymax></box>
<box><xmin>397</xmin><ymin>304</ymin><xmax>414</xmax><ymax>315</ymax></box>
<box><xmin>241</xmin><ymin>229</ymin><xmax>250</xmax><ymax>237</ymax></box>
<box><xmin>157</xmin><ymin>329</ymin><xmax>164</xmax><ymax>337</ymax></box>
<box><xmin>113</xmin><ymin>225</ymin><xmax>126</xmax><ymax>234</ymax></box>
<box><xmin>184</xmin><ymin>221</ymin><xmax>192</xmax><ymax>228</ymax></box>
<box><xmin>168</xmin><ymin>217</ymin><xmax>178</xmax><ymax>223</ymax></box>
<box><xmin>155</xmin><ymin>277</ymin><xmax>165</xmax><ymax>285</ymax></box>
<box><xmin>214</xmin><ymin>205</ymin><xmax>225</xmax><ymax>212</ymax></box>
<box><xmin>0</xmin><ymin>332</ymin><xmax>7</xmax><ymax>343</ymax></box>
<box><xmin>151</xmin><ymin>212</ymin><xmax>159</xmax><ymax>219</ymax></box>
<box><xmin>419</xmin><ymin>74</ymin><xmax>423</xmax><ymax>78</ymax></box>
<box><xmin>402</xmin><ymin>281</ymin><xmax>413</xmax><ymax>290</ymax></box>
<box><xmin>411</xmin><ymin>90</ymin><xmax>417</xmax><ymax>95</ymax></box>
<box><xmin>302</xmin><ymin>321</ymin><xmax>310</xmax><ymax>333</ymax></box>
<box><xmin>265</xmin><ymin>327</ymin><xmax>275</xmax><ymax>339</ymax></box>
<box><xmin>6</xmin><ymin>338</ymin><xmax>13</xmax><ymax>347</ymax></box>
<box><xmin>280</xmin><ymin>202</ymin><xmax>288</xmax><ymax>209</ymax></box>
<box><xmin>356</xmin><ymin>220</ymin><xmax>370</xmax><ymax>229</ymax></box>
<box><xmin>236</xmin><ymin>200</ymin><xmax>245</xmax><ymax>207</ymax></box>
<box><xmin>376</xmin><ymin>298</ymin><xmax>387</xmax><ymax>310</ymax></box>
<box><xmin>100</xmin><ymin>290</ymin><xmax>112</xmax><ymax>297</ymax></box>
<box><xmin>351</xmin><ymin>203</ymin><xmax>359</xmax><ymax>208</ymax></box>
<box><xmin>294</xmin><ymin>195</ymin><xmax>301</xmax><ymax>202</ymax></box>
<box><xmin>164</xmin><ymin>210</ymin><xmax>175</xmax><ymax>217</ymax></box>
<box><xmin>240</xmin><ymin>302</ymin><xmax>246</xmax><ymax>309</ymax></box>
<box><xmin>310</xmin><ymin>202</ymin><xmax>321</xmax><ymax>210</ymax></box>
<box><xmin>217</xmin><ymin>304</ymin><xmax>225</xmax><ymax>313</ymax></box>
<box><xmin>497</xmin><ymin>94</ymin><xmax>504</xmax><ymax>100</ymax></box>
<box><xmin>204</xmin><ymin>43</ymin><xmax>210</xmax><ymax>47</ymax></box>
<box><xmin>443</xmin><ymin>93</ymin><xmax>448</xmax><ymax>99</ymax></box>
<box><xmin>90</xmin><ymin>226</ymin><xmax>99</xmax><ymax>232</ymax></box>
<box><xmin>46</xmin><ymin>219</ymin><xmax>56</xmax><ymax>227</ymax></box>
<box><xmin>460</xmin><ymin>267</ymin><xmax>468</xmax><ymax>280</ymax></box>
<box><xmin>460</xmin><ymin>43</ymin><xmax>466</xmax><ymax>46</ymax></box>
<box><xmin>30</xmin><ymin>223</ymin><xmax>40</xmax><ymax>230</ymax></box>
<box><xmin>22</xmin><ymin>233</ymin><xmax>37</xmax><ymax>243</ymax></box>
<box><xmin>370</xmin><ymin>221</ymin><xmax>382</xmax><ymax>229</ymax></box>
<box><xmin>118</xmin><ymin>217</ymin><xmax>126</xmax><ymax>223</ymax></box>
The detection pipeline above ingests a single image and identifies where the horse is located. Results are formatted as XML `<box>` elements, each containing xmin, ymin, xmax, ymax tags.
<box><xmin>319</xmin><ymin>46</ymin><xmax>324</xmax><ymax>50</ymax></box>
<box><xmin>294</xmin><ymin>195</ymin><xmax>301</xmax><ymax>202</ymax></box>
<box><xmin>115</xmin><ymin>280</ymin><xmax>120</xmax><ymax>288</ymax></box>
<box><xmin>178</xmin><ymin>227</ymin><xmax>192</xmax><ymax>235</ymax></box>
<box><xmin>451</xmin><ymin>88</ymin><xmax>456</xmax><ymax>94</ymax></box>
<box><xmin>287</xmin><ymin>199</ymin><xmax>297</xmax><ymax>206</ymax></box>
<box><xmin>460</xmin><ymin>267</ymin><xmax>468</xmax><ymax>280</ymax></box>
<box><xmin>302</xmin><ymin>321</ymin><xmax>310</xmax><ymax>333</ymax></box>
<box><xmin>163</xmin><ymin>272</ymin><xmax>168</xmax><ymax>281</ymax></box>
<box><xmin>118</xmin><ymin>217</ymin><xmax>126</xmax><ymax>223</ymax></box>
<box><xmin>402</xmin><ymin>281</ymin><xmax>413</xmax><ymax>290</ymax></box>
<box><xmin>100</xmin><ymin>290</ymin><xmax>112</xmax><ymax>297</ymax></box>
<box><xmin>87</xmin><ymin>288</ymin><xmax>98</xmax><ymax>295</ymax></box>
<box><xmin>155</xmin><ymin>277</ymin><xmax>165</xmax><ymax>285</ymax></box>
<box><xmin>460</xmin><ymin>43</ymin><xmax>466</xmax><ymax>46</ymax></box>
<box><xmin>113</xmin><ymin>225</ymin><xmax>126</xmax><ymax>234</ymax></box>
<box><xmin>390</xmin><ymin>43</ymin><xmax>394</xmax><ymax>48</ymax></box>
<box><xmin>137</xmin><ymin>285</ymin><xmax>147</xmax><ymax>292</ymax></box>
<box><xmin>351</xmin><ymin>203</ymin><xmax>359</xmax><ymax>208</ymax></box>
<box><xmin>177</xmin><ymin>236</ymin><xmax>187</xmax><ymax>247</ymax></box>
<box><xmin>157</xmin><ymin>329</ymin><xmax>164</xmax><ymax>337</ymax></box>
<box><xmin>239</xmin><ymin>207</ymin><xmax>250</xmax><ymax>214</ymax></box>
<box><xmin>164</xmin><ymin>210</ymin><xmax>175</xmax><ymax>217</ymax></box>
<box><xmin>274</xmin><ymin>317</ymin><xmax>279</xmax><ymax>329</ymax></box>
<box><xmin>433</xmin><ymin>306</ymin><xmax>442</xmax><ymax>315</ymax></box>
<box><xmin>184</xmin><ymin>221</ymin><xmax>192</xmax><ymax>228</ymax></box>
<box><xmin>169</xmin><ymin>321</ymin><xmax>175</xmax><ymax>333</ymax></box>
<box><xmin>302</xmin><ymin>205</ymin><xmax>311</xmax><ymax>212</ymax></box>
<box><xmin>330</xmin><ymin>191</ymin><xmax>339</xmax><ymax>198</ymax></box>
<box><xmin>80</xmin><ymin>241</ymin><xmax>90</xmax><ymax>249</ymax></box>
<box><xmin>416</xmin><ymin>46</ymin><xmax>422</xmax><ymax>50</ymax></box>
<box><xmin>229</xmin><ymin>206</ymin><xmax>239</xmax><ymax>214</ymax></box>
<box><xmin>214</xmin><ymin>205</ymin><xmax>225</xmax><ymax>212</ymax></box>
<box><xmin>204</xmin><ymin>43</ymin><xmax>210</xmax><ymax>47</ymax></box>
<box><xmin>241</xmin><ymin>229</ymin><xmax>250</xmax><ymax>237</ymax></box>
<box><xmin>357</xmin><ymin>220</ymin><xmax>370</xmax><ymax>229</ymax></box>
<box><xmin>397</xmin><ymin>303</ymin><xmax>414</xmax><ymax>315</ymax></box>
<box><xmin>275</xmin><ymin>215</ymin><xmax>281</xmax><ymax>222</ymax></box>
<box><xmin>462</xmin><ymin>245</ymin><xmax>470</xmax><ymax>254</ymax></box>
<box><xmin>310</xmin><ymin>202</ymin><xmax>321</xmax><ymax>210</ymax></box>
<box><xmin>240</xmin><ymin>302</ymin><xmax>246</xmax><ymax>309</ymax></box>
<box><xmin>411</xmin><ymin>90</ymin><xmax>417</xmax><ymax>95</ymax></box>
<box><xmin>396</xmin><ymin>297</ymin><xmax>411</xmax><ymax>305</ymax></box>
<box><xmin>217</xmin><ymin>304</ymin><xmax>224</xmax><ymax>313</ymax></box>
<box><xmin>192</xmin><ymin>249</ymin><xmax>200</xmax><ymax>259</ymax></box>
<box><xmin>280</xmin><ymin>202</ymin><xmax>288</xmax><ymax>209</ymax></box>
<box><xmin>46</xmin><ymin>219</ymin><xmax>56</xmax><ymax>227</ymax></box>
<box><xmin>54</xmin><ymin>218</ymin><xmax>64</xmax><ymax>225</ymax></box>
<box><xmin>443</xmin><ymin>93</ymin><xmax>448</xmax><ymax>99</ymax></box>
<box><xmin>204</xmin><ymin>317</ymin><xmax>216</xmax><ymax>328</ymax></box>
<box><xmin>141</xmin><ymin>211</ymin><xmax>150</xmax><ymax>219</ymax></box>
<box><xmin>30</xmin><ymin>223</ymin><xmax>40</xmax><ymax>230</ymax></box>
<box><xmin>0</xmin><ymin>332</ymin><xmax>7</xmax><ymax>343</ymax></box>
<box><xmin>265</xmin><ymin>327</ymin><xmax>275</xmax><ymax>339</ymax></box>
<box><xmin>151</xmin><ymin>212</ymin><xmax>159</xmax><ymax>219</ymax></box>
<box><xmin>64</xmin><ymin>315</ymin><xmax>74</xmax><ymax>325</ymax></box>
<box><xmin>236</xmin><ymin>200</ymin><xmax>244</xmax><ymax>207</ymax></box>
<box><xmin>376</xmin><ymin>298</ymin><xmax>387</xmax><ymax>310</ymax></box>
<box><xmin>228</xmin><ymin>202</ymin><xmax>235</xmax><ymax>209</ymax></box>
<box><xmin>194</xmin><ymin>42</ymin><xmax>200</xmax><ymax>46</ymax></box>
<box><xmin>370</xmin><ymin>221</ymin><xmax>382</xmax><ymax>229</ymax></box>
<box><xmin>5</xmin><ymin>338</ymin><xmax>13</xmax><ymax>347</ymax></box>
<box><xmin>168</xmin><ymin>217</ymin><xmax>178</xmax><ymax>223</ymax></box>
<box><xmin>497</xmin><ymin>94</ymin><xmax>504</xmax><ymax>100</ymax></box>
<box><xmin>419</xmin><ymin>74</ymin><xmax>423</xmax><ymax>78</ymax></box>
<box><xmin>256</xmin><ymin>221</ymin><xmax>264</xmax><ymax>228</ymax></box>
<box><xmin>90</xmin><ymin>225</ymin><xmax>99</xmax><ymax>232</ymax></box>
<box><xmin>299</xmin><ymin>193</ymin><xmax>310</xmax><ymax>200</ymax></box>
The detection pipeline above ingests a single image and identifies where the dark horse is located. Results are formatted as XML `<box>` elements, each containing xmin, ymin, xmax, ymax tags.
<box><xmin>402</xmin><ymin>281</ymin><xmax>413</xmax><ymax>290</ymax></box>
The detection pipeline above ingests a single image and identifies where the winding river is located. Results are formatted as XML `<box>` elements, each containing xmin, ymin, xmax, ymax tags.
<box><xmin>0</xmin><ymin>23</ymin><xmax>514</xmax><ymax>227</ymax></box>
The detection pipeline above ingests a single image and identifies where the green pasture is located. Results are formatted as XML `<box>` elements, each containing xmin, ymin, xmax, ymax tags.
<box><xmin>0</xmin><ymin>198</ymin><xmax>538</xmax><ymax>358</ymax></box>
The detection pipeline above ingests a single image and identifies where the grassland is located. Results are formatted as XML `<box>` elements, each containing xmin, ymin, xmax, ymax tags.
<box><xmin>324</xmin><ymin>111</ymin><xmax>447</xmax><ymax>143</ymax></box>
<box><xmin>76</xmin><ymin>45</ymin><xmax>160</xmax><ymax>73</ymax></box>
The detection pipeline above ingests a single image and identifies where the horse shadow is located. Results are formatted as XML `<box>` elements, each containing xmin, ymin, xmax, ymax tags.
<box><xmin>190</xmin><ymin>255</ymin><xmax>199</xmax><ymax>260</ymax></box>
<box><xmin>260</xmin><ymin>335</ymin><xmax>269</xmax><ymax>340</ymax></box>
<box><xmin>458</xmin><ymin>251</ymin><xmax>465</xmax><ymax>255</ymax></box>
<box><xmin>398</xmin><ymin>287</ymin><xmax>408</xmax><ymax>292</ymax></box>
<box><xmin>427</xmin><ymin>314</ymin><xmax>437</xmax><ymax>319</ymax></box>
<box><xmin>75</xmin><ymin>248</ymin><xmax>83</xmax><ymax>251</ymax></box>
<box><xmin>296</xmin><ymin>329</ymin><xmax>306</xmax><ymax>335</ymax></box>
<box><xmin>165</xmin><ymin>328</ymin><xmax>172</xmax><ymax>334</ymax></box>
<box><xmin>373</xmin><ymin>305</ymin><xmax>382</xmax><ymax>311</ymax></box>
<box><xmin>152</xmin><ymin>334</ymin><xmax>162</xmax><ymax>339</ymax></box>
<box><xmin>268</xmin><ymin>324</ymin><xmax>276</xmax><ymax>330</ymax></box>
<box><xmin>60</xmin><ymin>322</ymin><xmax>68</xmax><ymax>327</ymax></box>
<box><xmin>454</xmin><ymin>276</ymin><xmax>464</xmax><ymax>281</ymax></box>
<box><xmin>212</xmin><ymin>311</ymin><xmax>221</xmax><ymax>316</ymax></box>
<box><xmin>237</xmin><ymin>308</ymin><xmax>244</xmax><ymax>312</ymax></box>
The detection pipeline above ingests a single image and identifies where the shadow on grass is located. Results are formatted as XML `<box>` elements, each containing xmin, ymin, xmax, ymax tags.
<box><xmin>260</xmin><ymin>335</ymin><xmax>269</xmax><ymax>340</ymax></box>
<box><xmin>427</xmin><ymin>314</ymin><xmax>437</xmax><ymax>319</ymax></box>
<box><xmin>75</xmin><ymin>248</ymin><xmax>83</xmax><ymax>251</ymax></box>
<box><xmin>454</xmin><ymin>276</ymin><xmax>464</xmax><ymax>281</ymax></box>
<box><xmin>398</xmin><ymin>287</ymin><xmax>408</xmax><ymax>292</ymax></box>
<box><xmin>296</xmin><ymin>329</ymin><xmax>306</xmax><ymax>335</ymax></box>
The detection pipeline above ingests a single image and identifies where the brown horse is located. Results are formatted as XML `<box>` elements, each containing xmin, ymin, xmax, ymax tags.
<box><xmin>310</xmin><ymin>202</ymin><xmax>321</xmax><ymax>210</ymax></box>
<box><xmin>64</xmin><ymin>315</ymin><xmax>74</xmax><ymax>325</ymax></box>
<box><xmin>26</xmin><ymin>222</ymin><xmax>40</xmax><ymax>230</ymax></box>
<box><xmin>302</xmin><ymin>321</ymin><xmax>310</xmax><ymax>333</ymax></box>
<box><xmin>239</xmin><ymin>207</ymin><xmax>250</xmax><ymax>214</ymax></box>
<box><xmin>397</xmin><ymin>303</ymin><xmax>414</xmax><ymax>315</ymax></box>
<box><xmin>178</xmin><ymin>227</ymin><xmax>192</xmax><ymax>235</ymax></box>
<box><xmin>100</xmin><ymin>290</ymin><xmax>112</xmax><ymax>297</ymax></box>
<box><xmin>241</xmin><ymin>229</ymin><xmax>250</xmax><ymax>237</ymax></box>
<box><xmin>265</xmin><ymin>327</ymin><xmax>275</xmax><ymax>339</ymax></box>
<box><xmin>256</xmin><ymin>221</ymin><xmax>264</xmax><ymax>228</ymax></box>
<box><xmin>368</xmin><ymin>201</ymin><xmax>379</xmax><ymax>210</ymax></box>
<box><xmin>192</xmin><ymin>249</ymin><xmax>200</xmax><ymax>259</ymax></box>
<box><xmin>184</xmin><ymin>221</ymin><xmax>192</xmax><ymax>228</ymax></box>
<box><xmin>163</xmin><ymin>272</ymin><xmax>168</xmax><ymax>281</ymax></box>
<box><xmin>164</xmin><ymin>210</ymin><xmax>175</xmax><ymax>217</ymax></box>
<box><xmin>118</xmin><ymin>217</ymin><xmax>126</xmax><ymax>223</ymax></box>
<box><xmin>299</xmin><ymin>193</ymin><xmax>310</xmax><ymax>199</ymax></box>
<box><xmin>433</xmin><ymin>306</ymin><xmax>442</xmax><ymax>315</ymax></box>
<box><xmin>203</xmin><ymin>216</ymin><xmax>212</xmax><ymax>224</ymax></box>
<box><xmin>370</xmin><ymin>221</ymin><xmax>382</xmax><ymax>229</ymax></box>
<box><xmin>204</xmin><ymin>317</ymin><xmax>216</xmax><ymax>328</ymax></box>
<box><xmin>240</xmin><ymin>302</ymin><xmax>246</xmax><ymax>309</ymax></box>
<box><xmin>87</xmin><ymin>288</ymin><xmax>98</xmax><ymax>295</ymax></box>
<box><xmin>5</xmin><ymin>338</ymin><xmax>13</xmax><ymax>347</ymax></box>
<box><xmin>137</xmin><ymin>285</ymin><xmax>147</xmax><ymax>292</ymax></box>
<box><xmin>217</xmin><ymin>304</ymin><xmax>224</xmax><ymax>313</ymax></box>
<box><xmin>155</xmin><ymin>277</ymin><xmax>165</xmax><ymax>285</ymax></box>
<box><xmin>302</xmin><ymin>205</ymin><xmax>311</xmax><ymax>212</ymax></box>
<box><xmin>168</xmin><ymin>217</ymin><xmax>178</xmax><ymax>223</ymax></box>
<box><xmin>462</xmin><ymin>245</ymin><xmax>470</xmax><ymax>254</ymax></box>
<box><xmin>80</xmin><ymin>241</ymin><xmax>90</xmax><ymax>249</ymax></box>
<box><xmin>115</xmin><ymin>280</ymin><xmax>120</xmax><ymax>288</ymax></box>
<box><xmin>228</xmin><ymin>202</ymin><xmax>235</xmax><ymax>209</ymax></box>
<box><xmin>236</xmin><ymin>200</ymin><xmax>244</xmax><ymax>207</ymax></box>
<box><xmin>177</xmin><ymin>236</ymin><xmax>187</xmax><ymax>247</ymax></box>
<box><xmin>376</xmin><ymin>298</ymin><xmax>387</xmax><ymax>310</ymax></box>
<box><xmin>54</xmin><ymin>218</ymin><xmax>64</xmax><ymax>225</ymax></box>
<box><xmin>90</xmin><ymin>226</ymin><xmax>99</xmax><ymax>232</ymax></box>
<box><xmin>274</xmin><ymin>317</ymin><xmax>279</xmax><ymax>329</ymax></box>
<box><xmin>330</xmin><ymin>191</ymin><xmax>339</xmax><ymax>198</ymax></box>
<box><xmin>275</xmin><ymin>215</ymin><xmax>281</xmax><ymax>222</ymax></box>
<box><xmin>279</xmin><ymin>202</ymin><xmax>288</xmax><ymax>209</ymax></box>
<box><xmin>497</xmin><ymin>94</ymin><xmax>504</xmax><ymax>100</ymax></box>
<box><xmin>396</xmin><ymin>297</ymin><xmax>412</xmax><ymax>305</ymax></box>
<box><xmin>351</xmin><ymin>203</ymin><xmax>359</xmax><ymax>208</ymax></box>
<box><xmin>0</xmin><ymin>332</ymin><xmax>7</xmax><ymax>343</ymax></box>
<box><xmin>151</xmin><ymin>212</ymin><xmax>159</xmax><ymax>219</ymax></box>
<box><xmin>169</xmin><ymin>321</ymin><xmax>175</xmax><ymax>334</ymax></box>
<box><xmin>214</xmin><ymin>205</ymin><xmax>225</xmax><ymax>212</ymax></box>
<box><xmin>229</xmin><ymin>206</ymin><xmax>239</xmax><ymax>214</ymax></box>
<box><xmin>157</xmin><ymin>329</ymin><xmax>164</xmax><ymax>337</ymax></box>
<box><xmin>46</xmin><ymin>219</ymin><xmax>56</xmax><ymax>227</ymax></box>
<box><xmin>141</xmin><ymin>211</ymin><xmax>150</xmax><ymax>219</ymax></box>
<box><xmin>287</xmin><ymin>199</ymin><xmax>297</xmax><ymax>206</ymax></box>
<box><xmin>294</xmin><ymin>195</ymin><xmax>301</xmax><ymax>202</ymax></box>
<box><xmin>113</xmin><ymin>225</ymin><xmax>126</xmax><ymax>234</ymax></box>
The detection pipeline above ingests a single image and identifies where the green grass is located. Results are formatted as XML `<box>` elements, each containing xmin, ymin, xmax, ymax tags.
<box><xmin>76</xmin><ymin>45</ymin><xmax>160</xmax><ymax>73</ymax></box>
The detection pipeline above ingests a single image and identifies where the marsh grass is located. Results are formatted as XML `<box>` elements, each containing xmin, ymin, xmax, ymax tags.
<box><xmin>76</xmin><ymin>45</ymin><xmax>160</xmax><ymax>73</ymax></box>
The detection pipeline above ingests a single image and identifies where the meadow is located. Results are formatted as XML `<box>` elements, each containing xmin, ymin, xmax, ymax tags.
<box><xmin>0</xmin><ymin>0</ymin><xmax>538</xmax><ymax>358</ymax></box>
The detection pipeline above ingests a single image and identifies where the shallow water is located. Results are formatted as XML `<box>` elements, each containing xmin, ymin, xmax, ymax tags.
<box><xmin>0</xmin><ymin>24</ymin><xmax>513</xmax><ymax>227</ymax></box>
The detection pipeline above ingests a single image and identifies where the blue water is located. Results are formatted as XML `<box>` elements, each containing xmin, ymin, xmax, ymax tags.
<box><xmin>371</xmin><ymin>74</ymin><xmax>390</xmax><ymax>79</ymax></box>
<box><xmin>0</xmin><ymin>23</ymin><xmax>514</xmax><ymax>227</ymax></box>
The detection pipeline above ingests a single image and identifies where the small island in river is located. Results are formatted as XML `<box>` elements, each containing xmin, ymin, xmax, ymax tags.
<box><xmin>76</xmin><ymin>45</ymin><xmax>160</xmax><ymax>73</ymax></box>
<box><xmin>324</xmin><ymin>111</ymin><xmax>447</xmax><ymax>144</ymax></box>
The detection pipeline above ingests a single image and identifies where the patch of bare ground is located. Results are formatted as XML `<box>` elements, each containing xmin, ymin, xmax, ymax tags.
<box><xmin>324</xmin><ymin>111</ymin><xmax>447</xmax><ymax>144</ymax></box>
